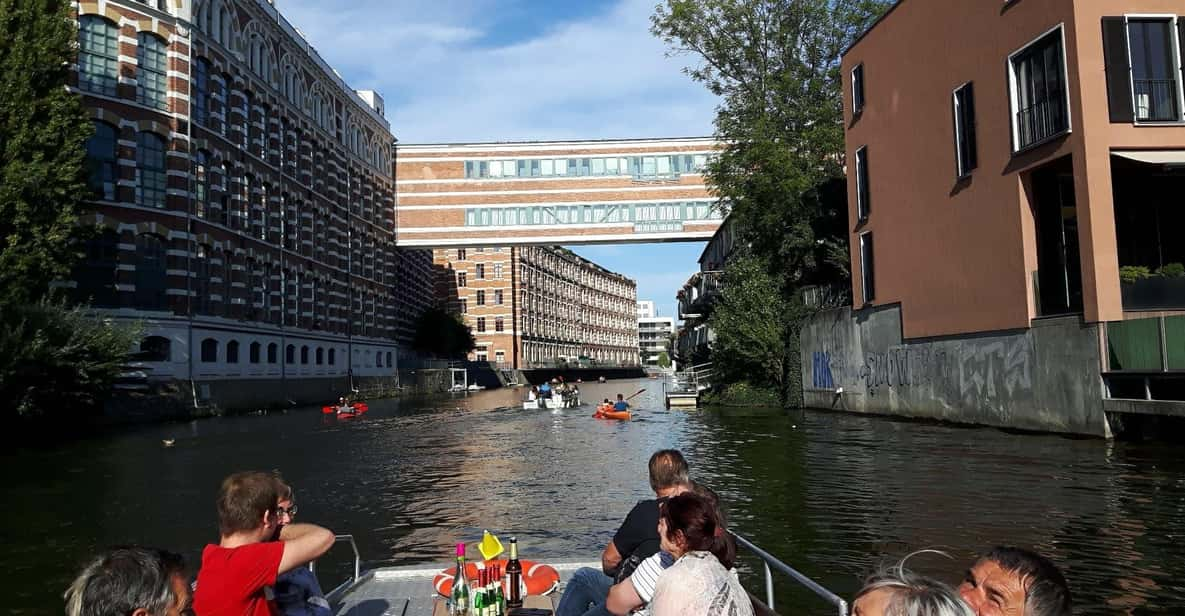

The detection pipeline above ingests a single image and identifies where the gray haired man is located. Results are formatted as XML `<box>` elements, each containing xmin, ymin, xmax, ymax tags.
<box><xmin>64</xmin><ymin>546</ymin><xmax>191</xmax><ymax>616</ymax></box>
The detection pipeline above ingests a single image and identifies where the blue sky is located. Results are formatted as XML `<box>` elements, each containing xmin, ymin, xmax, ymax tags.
<box><xmin>277</xmin><ymin>0</ymin><xmax>718</xmax><ymax>320</ymax></box>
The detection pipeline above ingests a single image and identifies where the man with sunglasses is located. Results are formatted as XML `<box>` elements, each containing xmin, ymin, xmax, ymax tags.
<box><xmin>272</xmin><ymin>475</ymin><xmax>332</xmax><ymax>616</ymax></box>
<box><xmin>193</xmin><ymin>471</ymin><xmax>335</xmax><ymax>616</ymax></box>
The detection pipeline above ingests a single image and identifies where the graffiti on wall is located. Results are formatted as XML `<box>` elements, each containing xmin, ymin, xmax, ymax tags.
<box><xmin>812</xmin><ymin>351</ymin><xmax>835</xmax><ymax>389</ymax></box>
<box><xmin>859</xmin><ymin>346</ymin><xmax>949</xmax><ymax>394</ymax></box>
<box><xmin>958</xmin><ymin>339</ymin><xmax>1033</xmax><ymax>403</ymax></box>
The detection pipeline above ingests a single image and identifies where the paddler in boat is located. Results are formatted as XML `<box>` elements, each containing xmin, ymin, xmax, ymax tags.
<box><xmin>613</xmin><ymin>393</ymin><xmax>630</xmax><ymax>413</ymax></box>
<box><xmin>337</xmin><ymin>396</ymin><xmax>351</xmax><ymax>414</ymax></box>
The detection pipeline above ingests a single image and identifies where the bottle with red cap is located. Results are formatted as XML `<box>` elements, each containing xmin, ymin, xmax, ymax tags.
<box><xmin>449</xmin><ymin>543</ymin><xmax>470</xmax><ymax>616</ymax></box>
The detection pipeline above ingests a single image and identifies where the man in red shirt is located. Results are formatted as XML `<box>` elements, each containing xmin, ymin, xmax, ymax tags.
<box><xmin>193</xmin><ymin>471</ymin><xmax>335</xmax><ymax>616</ymax></box>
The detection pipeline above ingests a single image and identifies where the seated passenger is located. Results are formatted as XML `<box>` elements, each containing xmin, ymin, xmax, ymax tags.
<box><xmin>613</xmin><ymin>394</ymin><xmax>629</xmax><ymax>412</ymax></box>
<box><xmin>64</xmin><ymin>546</ymin><xmax>190</xmax><ymax>616</ymax></box>
<box><xmin>958</xmin><ymin>547</ymin><xmax>1072</xmax><ymax>616</ymax></box>
<box><xmin>271</xmin><ymin>475</ymin><xmax>331</xmax><ymax>616</ymax></box>
<box><xmin>527</xmin><ymin>386</ymin><xmax>538</xmax><ymax>402</ymax></box>
<box><xmin>853</xmin><ymin>554</ymin><xmax>971</xmax><ymax>616</ymax></box>
<box><xmin>648</xmin><ymin>492</ymin><xmax>752</xmax><ymax>616</ymax></box>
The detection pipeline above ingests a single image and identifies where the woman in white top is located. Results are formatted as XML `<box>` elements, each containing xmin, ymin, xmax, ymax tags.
<box><xmin>648</xmin><ymin>493</ymin><xmax>753</xmax><ymax>616</ymax></box>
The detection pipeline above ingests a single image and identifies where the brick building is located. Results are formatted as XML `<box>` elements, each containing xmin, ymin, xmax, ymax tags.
<box><xmin>433</xmin><ymin>246</ymin><xmax>638</xmax><ymax>369</ymax></box>
<box><xmin>69</xmin><ymin>0</ymin><xmax>433</xmax><ymax>404</ymax></box>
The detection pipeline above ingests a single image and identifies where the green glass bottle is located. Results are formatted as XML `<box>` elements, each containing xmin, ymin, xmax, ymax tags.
<box><xmin>449</xmin><ymin>543</ymin><xmax>470</xmax><ymax>616</ymax></box>
<box><xmin>473</xmin><ymin>569</ymin><xmax>487</xmax><ymax>616</ymax></box>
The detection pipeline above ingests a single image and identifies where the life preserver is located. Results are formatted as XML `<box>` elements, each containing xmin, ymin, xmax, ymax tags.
<box><xmin>432</xmin><ymin>560</ymin><xmax>560</xmax><ymax>597</ymax></box>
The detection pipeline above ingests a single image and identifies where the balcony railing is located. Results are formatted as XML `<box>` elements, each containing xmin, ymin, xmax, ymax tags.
<box><xmin>1016</xmin><ymin>96</ymin><xmax>1068</xmax><ymax>149</ymax></box>
<box><xmin>1134</xmin><ymin>78</ymin><xmax>1180</xmax><ymax>122</ymax></box>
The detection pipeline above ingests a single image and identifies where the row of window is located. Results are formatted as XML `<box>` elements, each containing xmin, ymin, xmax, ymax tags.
<box><xmin>197</xmin><ymin>338</ymin><xmax>393</xmax><ymax>368</ymax></box>
<box><xmin>464</xmin><ymin>154</ymin><xmax>712</xmax><ymax>179</ymax></box>
<box><xmin>463</xmin><ymin>201</ymin><xmax>720</xmax><ymax>227</ymax></box>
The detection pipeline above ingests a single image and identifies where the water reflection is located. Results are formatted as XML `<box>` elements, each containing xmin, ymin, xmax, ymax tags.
<box><xmin>1</xmin><ymin>379</ymin><xmax>1183</xmax><ymax>614</ymax></box>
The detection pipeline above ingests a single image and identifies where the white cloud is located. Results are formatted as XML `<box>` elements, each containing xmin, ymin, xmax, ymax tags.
<box><xmin>275</xmin><ymin>0</ymin><xmax>718</xmax><ymax>142</ymax></box>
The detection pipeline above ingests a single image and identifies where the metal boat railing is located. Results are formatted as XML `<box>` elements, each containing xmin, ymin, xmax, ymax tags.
<box><xmin>311</xmin><ymin>534</ymin><xmax>362</xmax><ymax>600</ymax></box>
<box><xmin>731</xmin><ymin>531</ymin><xmax>848</xmax><ymax>616</ymax></box>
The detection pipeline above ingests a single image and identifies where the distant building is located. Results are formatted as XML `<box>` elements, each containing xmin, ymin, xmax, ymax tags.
<box><xmin>637</xmin><ymin>302</ymin><xmax>674</xmax><ymax>368</ymax></box>
<box><xmin>434</xmin><ymin>246</ymin><xmax>638</xmax><ymax>369</ymax></box>
<box><xmin>675</xmin><ymin>216</ymin><xmax>738</xmax><ymax>366</ymax></box>
<box><xmin>67</xmin><ymin>0</ymin><xmax>434</xmax><ymax>407</ymax></box>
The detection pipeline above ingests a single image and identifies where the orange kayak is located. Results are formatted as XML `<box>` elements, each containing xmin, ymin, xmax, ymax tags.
<box><xmin>592</xmin><ymin>406</ymin><xmax>631</xmax><ymax>420</ymax></box>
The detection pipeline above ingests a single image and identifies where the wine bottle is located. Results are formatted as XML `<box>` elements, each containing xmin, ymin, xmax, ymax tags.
<box><xmin>473</xmin><ymin>569</ymin><xmax>487</xmax><ymax>616</ymax></box>
<box><xmin>450</xmin><ymin>543</ymin><xmax>470</xmax><ymax>616</ymax></box>
<box><xmin>494</xmin><ymin>565</ymin><xmax>506</xmax><ymax>616</ymax></box>
<box><xmin>506</xmin><ymin>537</ymin><xmax>523</xmax><ymax>608</ymax></box>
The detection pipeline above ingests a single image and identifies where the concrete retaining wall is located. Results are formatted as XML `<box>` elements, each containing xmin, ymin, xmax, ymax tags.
<box><xmin>800</xmin><ymin>305</ymin><xmax>1109</xmax><ymax>436</ymax></box>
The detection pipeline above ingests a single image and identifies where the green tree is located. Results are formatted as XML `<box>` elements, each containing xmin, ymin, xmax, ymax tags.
<box><xmin>652</xmin><ymin>0</ymin><xmax>889</xmax><ymax>405</ymax></box>
<box><xmin>709</xmin><ymin>255</ymin><xmax>797</xmax><ymax>391</ymax></box>
<box><xmin>0</xmin><ymin>0</ymin><xmax>94</xmax><ymax>306</ymax></box>
<box><xmin>656</xmin><ymin>351</ymin><xmax>671</xmax><ymax>369</ymax></box>
<box><xmin>412</xmin><ymin>307</ymin><xmax>477</xmax><ymax>358</ymax></box>
<box><xmin>0</xmin><ymin>301</ymin><xmax>140</xmax><ymax>418</ymax></box>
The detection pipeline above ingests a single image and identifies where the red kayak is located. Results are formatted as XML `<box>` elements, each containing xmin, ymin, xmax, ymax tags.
<box><xmin>321</xmin><ymin>402</ymin><xmax>369</xmax><ymax>416</ymax></box>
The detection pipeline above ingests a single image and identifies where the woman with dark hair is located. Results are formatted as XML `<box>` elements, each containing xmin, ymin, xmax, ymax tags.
<box><xmin>648</xmin><ymin>492</ymin><xmax>752</xmax><ymax>616</ymax></box>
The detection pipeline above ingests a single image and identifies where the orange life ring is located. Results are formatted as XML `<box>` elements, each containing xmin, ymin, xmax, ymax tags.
<box><xmin>433</xmin><ymin>560</ymin><xmax>560</xmax><ymax>597</ymax></box>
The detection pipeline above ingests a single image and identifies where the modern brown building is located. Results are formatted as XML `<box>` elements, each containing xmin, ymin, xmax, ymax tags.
<box><xmin>69</xmin><ymin>0</ymin><xmax>434</xmax><ymax>406</ymax></box>
<box><xmin>801</xmin><ymin>0</ymin><xmax>1185</xmax><ymax>436</ymax></box>
<box><xmin>434</xmin><ymin>246</ymin><xmax>639</xmax><ymax>369</ymax></box>
<box><xmin>395</xmin><ymin>138</ymin><xmax>722</xmax><ymax>247</ymax></box>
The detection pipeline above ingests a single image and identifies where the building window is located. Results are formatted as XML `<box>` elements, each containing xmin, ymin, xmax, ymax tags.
<box><xmin>1009</xmin><ymin>26</ymin><xmax>1069</xmax><ymax>151</ymax></box>
<box><xmin>286</xmin><ymin>344</ymin><xmax>295</xmax><ymax>364</ymax></box>
<box><xmin>137</xmin><ymin>33</ymin><xmax>168</xmax><ymax>110</ymax></box>
<box><xmin>851</xmin><ymin>63</ymin><xmax>865</xmax><ymax>116</ymax></box>
<box><xmin>201</xmin><ymin>338</ymin><xmax>218</xmax><ymax>362</ymax></box>
<box><xmin>953</xmin><ymin>83</ymin><xmax>977</xmax><ymax>178</ymax></box>
<box><xmin>194</xmin><ymin>58</ymin><xmax>210</xmax><ymax>125</ymax></box>
<box><xmin>494</xmin><ymin>263</ymin><xmax>503</xmax><ymax>279</ymax></box>
<box><xmin>477</xmin><ymin>317</ymin><xmax>486</xmax><ymax>333</ymax></box>
<box><xmin>134</xmin><ymin>233</ymin><xmax>167</xmax><ymax>310</ymax></box>
<box><xmin>316</xmin><ymin>347</ymin><xmax>323</xmax><ymax>365</ymax></box>
<box><xmin>1129</xmin><ymin>17</ymin><xmax>1182</xmax><ymax>122</ymax></box>
<box><xmin>495</xmin><ymin>317</ymin><xmax>504</xmax><ymax>332</ymax></box>
<box><xmin>226</xmin><ymin>340</ymin><xmax>240</xmax><ymax>364</ymax></box>
<box><xmin>476</xmin><ymin>290</ymin><xmax>485</xmax><ymax>306</ymax></box>
<box><xmin>139</xmin><ymin>336</ymin><xmax>170</xmax><ymax>362</ymax></box>
<box><xmin>328</xmin><ymin>348</ymin><xmax>336</xmax><ymax>365</ymax></box>
<box><xmin>85</xmin><ymin>121</ymin><xmax>118</xmax><ymax>200</ymax></box>
<box><xmin>137</xmin><ymin>132</ymin><xmax>167</xmax><ymax>208</ymax></box>
<box><xmin>476</xmin><ymin>263</ymin><xmax>485</xmax><ymax>279</ymax></box>
<box><xmin>194</xmin><ymin>150</ymin><xmax>209</xmax><ymax>218</ymax></box>
<box><xmin>249</xmin><ymin>341</ymin><xmax>261</xmax><ymax>363</ymax></box>
<box><xmin>268</xmin><ymin>342</ymin><xmax>278</xmax><ymax>364</ymax></box>
<box><xmin>457</xmin><ymin>271</ymin><xmax>467</xmax><ymax>287</ymax></box>
<box><xmin>301</xmin><ymin>345</ymin><xmax>309</xmax><ymax>365</ymax></box>
<box><xmin>855</xmin><ymin>146</ymin><xmax>870</xmax><ymax>221</ymax></box>
<box><xmin>495</xmin><ymin>289</ymin><xmax>503</xmax><ymax>305</ymax></box>
<box><xmin>457</xmin><ymin>248</ymin><xmax>466</xmax><ymax>260</ymax></box>
<box><xmin>859</xmin><ymin>232</ymin><xmax>875</xmax><ymax>304</ymax></box>
<box><xmin>459</xmin><ymin>298</ymin><xmax>467</xmax><ymax>313</ymax></box>
<box><xmin>79</xmin><ymin>16</ymin><xmax>118</xmax><ymax>96</ymax></box>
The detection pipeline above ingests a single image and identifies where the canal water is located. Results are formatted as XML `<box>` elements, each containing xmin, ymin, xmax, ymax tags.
<box><xmin>3</xmin><ymin>378</ymin><xmax>1183</xmax><ymax>614</ymax></box>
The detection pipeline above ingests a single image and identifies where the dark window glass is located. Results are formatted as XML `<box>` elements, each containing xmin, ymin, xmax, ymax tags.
<box><xmin>85</xmin><ymin>122</ymin><xmax>118</xmax><ymax>200</ymax></box>
<box><xmin>137</xmin><ymin>33</ymin><xmax>168</xmax><ymax>110</ymax></box>
<box><xmin>226</xmin><ymin>340</ymin><xmax>239</xmax><ymax>364</ymax></box>
<box><xmin>1012</xmin><ymin>30</ymin><xmax>1068</xmax><ymax>149</ymax></box>
<box><xmin>194</xmin><ymin>58</ymin><xmax>210</xmax><ymax>125</ymax></box>
<box><xmin>249</xmin><ymin>342</ymin><xmax>261</xmax><ymax>364</ymax></box>
<box><xmin>1129</xmin><ymin>19</ymin><xmax>1180</xmax><ymax>121</ymax></box>
<box><xmin>79</xmin><ymin>16</ymin><xmax>118</xmax><ymax>96</ymax></box>
<box><xmin>137</xmin><ymin>132</ymin><xmax>167</xmax><ymax>208</ymax></box>
<box><xmin>134</xmin><ymin>233</ymin><xmax>167</xmax><ymax>310</ymax></box>
<box><xmin>860</xmin><ymin>233</ymin><xmax>875</xmax><ymax>303</ymax></box>
<box><xmin>286</xmin><ymin>344</ymin><xmax>295</xmax><ymax>364</ymax></box>
<box><xmin>852</xmin><ymin>64</ymin><xmax>865</xmax><ymax>115</ymax></box>
<box><xmin>201</xmin><ymin>338</ymin><xmax>218</xmax><ymax>362</ymax></box>
<box><xmin>954</xmin><ymin>83</ymin><xmax>978</xmax><ymax>177</ymax></box>
<box><xmin>268</xmin><ymin>343</ymin><xmax>278</xmax><ymax>364</ymax></box>
<box><xmin>855</xmin><ymin>147</ymin><xmax>870</xmax><ymax>221</ymax></box>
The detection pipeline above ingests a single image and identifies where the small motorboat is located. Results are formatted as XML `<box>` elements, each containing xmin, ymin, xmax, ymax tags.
<box><xmin>322</xmin><ymin>402</ymin><xmax>369</xmax><ymax>416</ymax></box>
<box><xmin>522</xmin><ymin>399</ymin><xmax>540</xmax><ymax>410</ymax></box>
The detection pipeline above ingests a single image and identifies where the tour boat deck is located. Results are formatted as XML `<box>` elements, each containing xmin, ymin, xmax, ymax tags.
<box><xmin>329</xmin><ymin>560</ymin><xmax>596</xmax><ymax>616</ymax></box>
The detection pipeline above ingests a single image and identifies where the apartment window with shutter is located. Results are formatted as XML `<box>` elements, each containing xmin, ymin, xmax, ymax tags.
<box><xmin>1102</xmin><ymin>16</ymin><xmax>1184</xmax><ymax>123</ymax></box>
<box><xmin>851</xmin><ymin>63</ymin><xmax>865</xmax><ymax>116</ymax></box>
<box><xmin>855</xmin><ymin>146</ymin><xmax>870</xmax><ymax>221</ymax></box>
<box><xmin>1009</xmin><ymin>26</ymin><xmax>1070</xmax><ymax>150</ymax></box>
<box><xmin>859</xmin><ymin>232</ymin><xmax>875</xmax><ymax>304</ymax></box>
<box><xmin>953</xmin><ymin>83</ymin><xmax>978</xmax><ymax>177</ymax></box>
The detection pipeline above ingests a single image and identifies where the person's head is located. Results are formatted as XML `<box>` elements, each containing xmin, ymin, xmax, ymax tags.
<box><xmin>217</xmin><ymin>471</ymin><xmax>281</xmax><ymax>540</ymax></box>
<box><xmin>648</xmin><ymin>449</ymin><xmax>689</xmax><ymax>493</ymax></box>
<box><xmin>959</xmin><ymin>547</ymin><xmax>1072</xmax><ymax>616</ymax></box>
<box><xmin>64</xmin><ymin>547</ymin><xmax>190</xmax><ymax>616</ymax></box>
<box><xmin>272</xmin><ymin>472</ymin><xmax>296</xmax><ymax>533</ymax></box>
<box><xmin>854</xmin><ymin>555</ymin><xmax>971</xmax><ymax>616</ymax></box>
<box><xmin>617</xmin><ymin>394</ymin><xmax>624</xmax><ymax>401</ymax></box>
<box><xmin>657</xmin><ymin>492</ymin><xmax>733</xmax><ymax>567</ymax></box>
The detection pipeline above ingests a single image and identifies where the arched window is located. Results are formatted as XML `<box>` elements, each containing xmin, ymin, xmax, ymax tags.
<box><xmin>328</xmin><ymin>348</ymin><xmax>335</xmax><ymax>365</ymax></box>
<box><xmin>74</xmin><ymin>228</ymin><xmax>119</xmax><ymax>307</ymax></box>
<box><xmin>136</xmin><ymin>132</ymin><xmax>167</xmax><ymax>208</ymax></box>
<box><xmin>226</xmin><ymin>340</ymin><xmax>239</xmax><ymax>363</ymax></box>
<box><xmin>267</xmin><ymin>342</ymin><xmax>278</xmax><ymax>364</ymax></box>
<box><xmin>136</xmin><ymin>33</ymin><xmax>168</xmax><ymax>110</ymax></box>
<box><xmin>241</xmin><ymin>90</ymin><xmax>252</xmax><ymax>150</ymax></box>
<box><xmin>315</xmin><ymin>347</ymin><xmax>323</xmax><ymax>365</ymax></box>
<box><xmin>300</xmin><ymin>345</ymin><xmax>309</xmax><ymax>364</ymax></box>
<box><xmin>201</xmin><ymin>338</ymin><xmax>218</xmax><ymax>362</ymax></box>
<box><xmin>192</xmin><ymin>243</ymin><xmax>211</xmax><ymax>315</ymax></box>
<box><xmin>85</xmin><ymin>121</ymin><xmax>118</xmax><ymax>200</ymax></box>
<box><xmin>286</xmin><ymin>344</ymin><xmax>295</xmax><ymax>364</ymax></box>
<box><xmin>375</xmin><ymin>352</ymin><xmax>382</xmax><ymax>368</ymax></box>
<box><xmin>138</xmin><ymin>336</ymin><xmax>170</xmax><ymax>362</ymax></box>
<box><xmin>219</xmin><ymin>4</ymin><xmax>232</xmax><ymax>48</ymax></box>
<box><xmin>134</xmin><ymin>233</ymin><xmax>167</xmax><ymax>310</ymax></box>
<box><xmin>386</xmin><ymin>352</ymin><xmax>393</xmax><ymax>368</ymax></box>
<box><xmin>79</xmin><ymin>16</ymin><xmax>118</xmax><ymax>96</ymax></box>
<box><xmin>193</xmin><ymin>57</ymin><xmax>210</xmax><ymax>126</ymax></box>
<box><xmin>249</xmin><ymin>341</ymin><xmax>261</xmax><ymax>363</ymax></box>
<box><xmin>194</xmin><ymin>150</ymin><xmax>209</xmax><ymax>218</ymax></box>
